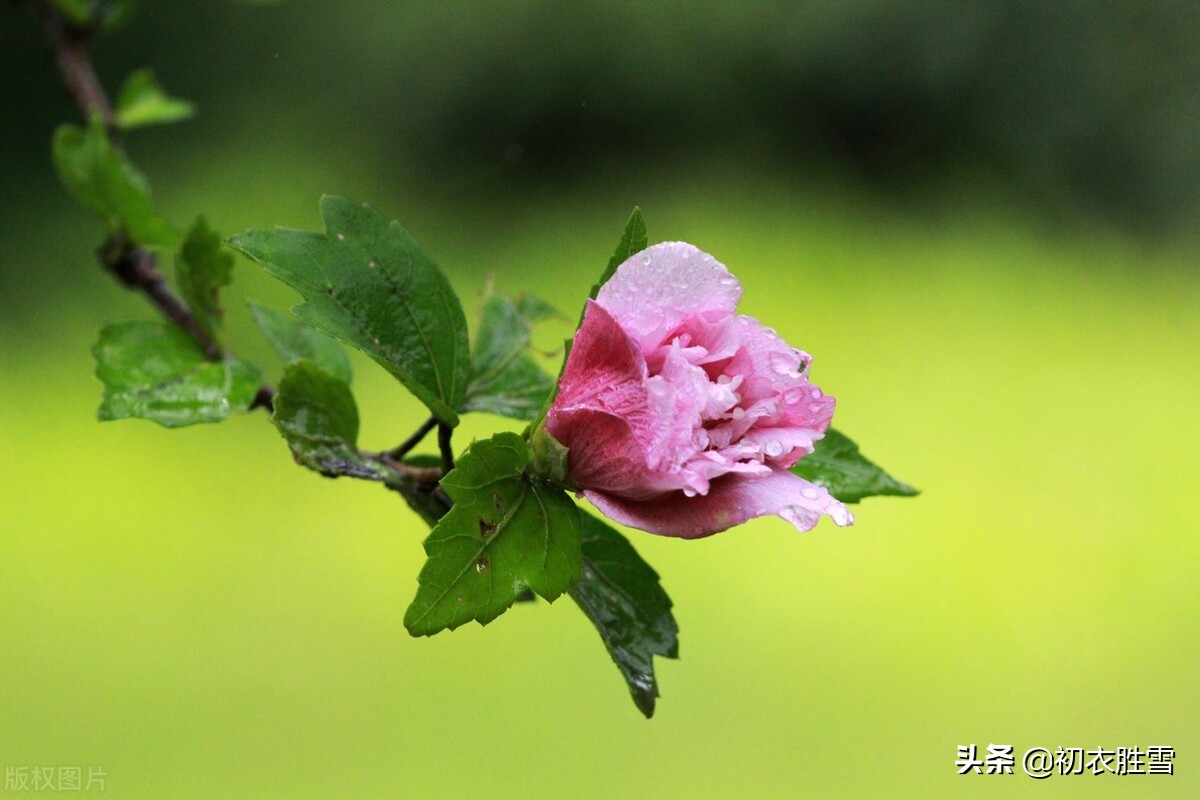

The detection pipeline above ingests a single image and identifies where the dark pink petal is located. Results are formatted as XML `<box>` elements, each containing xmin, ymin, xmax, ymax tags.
<box><xmin>548</xmin><ymin>300</ymin><xmax>696</xmax><ymax>496</ymax></box>
<box><xmin>550</xmin><ymin>408</ymin><xmax>683</xmax><ymax>499</ymax></box>
<box><xmin>583</xmin><ymin>470</ymin><xmax>854</xmax><ymax>539</ymax></box>
<box><xmin>552</xmin><ymin>300</ymin><xmax>648</xmax><ymax>414</ymax></box>
<box><xmin>597</xmin><ymin>242</ymin><xmax>742</xmax><ymax>353</ymax></box>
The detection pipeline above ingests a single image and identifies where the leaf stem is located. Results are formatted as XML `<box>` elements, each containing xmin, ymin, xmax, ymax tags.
<box><xmin>437</xmin><ymin>423</ymin><xmax>455</xmax><ymax>473</ymax></box>
<box><xmin>388</xmin><ymin>416</ymin><xmax>437</xmax><ymax>459</ymax></box>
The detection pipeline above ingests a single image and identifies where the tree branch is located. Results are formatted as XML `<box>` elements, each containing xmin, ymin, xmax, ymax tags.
<box><xmin>31</xmin><ymin>2</ymin><xmax>118</xmax><ymax>138</ymax></box>
<box><xmin>388</xmin><ymin>416</ymin><xmax>437</xmax><ymax>460</ymax></box>
<box><xmin>27</xmin><ymin>0</ymin><xmax>276</xmax><ymax>411</ymax></box>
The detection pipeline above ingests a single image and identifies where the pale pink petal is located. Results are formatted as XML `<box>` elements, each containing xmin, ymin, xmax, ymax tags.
<box><xmin>596</xmin><ymin>242</ymin><xmax>742</xmax><ymax>352</ymax></box>
<box><xmin>583</xmin><ymin>470</ymin><xmax>854</xmax><ymax>539</ymax></box>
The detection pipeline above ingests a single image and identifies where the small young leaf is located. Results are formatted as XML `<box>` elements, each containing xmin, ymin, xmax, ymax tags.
<box><xmin>790</xmin><ymin>428</ymin><xmax>919</xmax><ymax>503</ymax></box>
<box><xmin>250</xmin><ymin>303</ymin><xmax>352</xmax><ymax>385</ymax></box>
<box><xmin>93</xmin><ymin>321</ymin><xmax>260</xmax><ymax>428</ymax></box>
<box><xmin>463</xmin><ymin>292</ymin><xmax>557</xmax><ymax>421</ymax></box>
<box><xmin>592</xmin><ymin>207</ymin><xmax>647</xmax><ymax>301</ymax></box>
<box><xmin>115</xmin><ymin>69</ymin><xmax>196</xmax><ymax>130</ymax></box>
<box><xmin>175</xmin><ymin>216</ymin><xmax>233</xmax><ymax>340</ymax></box>
<box><xmin>404</xmin><ymin>432</ymin><xmax>582</xmax><ymax>636</ymax></box>
<box><xmin>229</xmin><ymin>197</ymin><xmax>470</xmax><ymax>426</ymax></box>
<box><xmin>273</xmin><ymin>361</ymin><xmax>371</xmax><ymax>478</ymax></box>
<box><xmin>52</xmin><ymin>117</ymin><xmax>178</xmax><ymax>247</ymax></box>
<box><xmin>570</xmin><ymin>512</ymin><xmax>679</xmax><ymax>718</ymax></box>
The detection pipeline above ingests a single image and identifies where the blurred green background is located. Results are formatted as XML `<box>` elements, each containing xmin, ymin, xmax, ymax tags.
<box><xmin>2</xmin><ymin>1</ymin><xmax>1198</xmax><ymax>797</ymax></box>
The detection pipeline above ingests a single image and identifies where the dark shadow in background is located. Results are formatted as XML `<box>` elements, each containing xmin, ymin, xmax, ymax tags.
<box><xmin>2</xmin><ymin>0</ymin><xmax>1198</xmax><ymax>245</ymax></box>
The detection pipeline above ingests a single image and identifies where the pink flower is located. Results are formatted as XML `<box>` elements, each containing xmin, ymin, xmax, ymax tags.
<box><xmin>546</xmin><ymin>242</ymin><xmax>854</xmax><ymax>538</ymax></box>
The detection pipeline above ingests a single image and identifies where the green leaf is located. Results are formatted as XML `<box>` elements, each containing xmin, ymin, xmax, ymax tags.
<box><xmin>272</xmin><ymin>361</ymin><xmax>446</xmax><ymax>525</ymax></box>
<box><xmin>115</xmin><ymin>69</ymin><xmax>196</xmax><ymax>130</ymax></box>
<box><xmin>93</xmin><ymin>321</ymin><xmax>261</xmax><ymax>427</ymax></box>
<box><xmin>49</xmin><ymin>0</ymin><xmax>92</xmax><ymax>24</ymax></box>
<box><xmin>229</xmin><ymin>196</ymin><xmax>470</xmax><ymax>426</ymax></box>
<box><xmin>570</xmin><ymin>513</ymin><xmax>679</xmax><ymax>718</ymax></box>
<box><xmin>273</xmin><ymin>361</ymin><xmax>370</xmax><ymax>478</ymax></box>
<box><xmin>405</xmin><ymin>432</ymin><xmax>582</xmax><ymax>636</ymax></box>
<box><xmin>591</xmin><ymin>207</ymin><xmax>647</xmax><ymax>301</ymax></box>
<box><xmin>463</xmin><ymin>292</ymin><xmax>558</xmax><ymax>421</ymax></box>
<box><xmin>250</xmin><ymin>303</ymin><xmax>352</xmax><ymax>385</ymax></box>
<box><xmin>52</xmin><ymin>117</ymin><xmax>178</xmax><ymax>247</ymax></box>
<box><xmin>50</xmin><ymin>0</ymin><xmax>134</xmax><ymax>29</ymax></box>
<box><xmin>175</xmin><ymin>216</ymin><xmax>233</xmax><ymax>340</ymax></box>
<box><xmin>790</xmin><ymin>428</ymin><xmax>919</xmax><ymax>503</ymax></box>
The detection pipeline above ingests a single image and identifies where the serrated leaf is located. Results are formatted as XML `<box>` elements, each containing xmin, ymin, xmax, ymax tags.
<box><xmin>175</xmin><ymin>216</ymin><xmax>232</xmax><ymax>340</ymax></box>
<box><xmin>570</xmin><ymin>512</ymin><xmax>678</xmax><ymax>718</ymax></box>
<box><xmin>229</xmin><ymin>197</ymin><xmax>469</xmax><ymax>425</ymax></box>
<box><xmin>790</xmin><ymin>427</ymin><xmax>919</xmax><ymax>503</ymax></box>
<box><xmin>592</xmin><ymin>207</ymin><xmax>647</xmax><ymax>301</ymax></box>
<box><xmin>405</xmin><ymin>432</ymin><xmax>581</xmax><ymax>636</ymax></box>
<box><xmin>93</xmin><ymin>321</ymin><xmax>260</xmax><ymax>427</ymax></box>
<box><xmin>273</xmin><ymin>360</ymin><xmax>371</xmax><ymax>478</ymax></box>
<box><xmin>250</xmin><ymin>303</ymin><xmax>352</xmax><ymax>385</ymax></box>
<box><xmin>52</xmin><ymin>117</ymin><xmax>178</xmax><ymax>247</ymax></box>
<box><xmin>115</xmin><ymin>69</ymin><xmax>195</xmax><ymax>130</ymax></box>
<box><xmin>463</xmin><ymin>292</ymin><xmax>557</xmax><ymax>421</ymax></box>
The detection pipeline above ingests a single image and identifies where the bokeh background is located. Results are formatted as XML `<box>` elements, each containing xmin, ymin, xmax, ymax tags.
<box><xmin>2</xmin><ymin>1</ymin><xmax>1198</xmax><ymax>797</ymax></box>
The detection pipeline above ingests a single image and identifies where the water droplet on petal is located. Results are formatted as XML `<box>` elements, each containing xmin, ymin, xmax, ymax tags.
<box><xmin>732</xmin><ymin>407</ymin><xmax>746</xmax><ymax>420</ymax></box>
<box><xmin>765</xmin><ymin>441</ymin><xmax>784</xmax><ymax>457</ymax></box>
<box><xmin>717</xmin><ymin>374</ymin><xmax>732</xmax><ymax>385</ymax></box>
<box><xmin>642</xmin><ymin>255</ymin><xmax>652</xmax><ymax>266</ymax></box>
<box><xmin>800</xmin><ymin>486</ymin><xmax>820</xmax><ymax>500</ymax></box>
<box><xmin>810</xmin><ymin>388</ymin><xmax>822</xmax><ymax>399</ymax></box>
<box><xmin>719</xmin><ymin>276</ymin><xmax>738</xmax><ymax>286</ymax></box>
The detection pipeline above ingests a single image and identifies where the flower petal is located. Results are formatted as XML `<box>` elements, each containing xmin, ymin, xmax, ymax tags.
<box><xmin>583</xmin><ymin>470</ymin><xmax>854</xmax><ymax>539</ymax></box>
<box><xmin>549</xmin><ymin>300</ymin><xmax>691</xmax><ymax>496</ymax></box>
<box><xmin>551</xmin><ymin>300</ymin><xmax>647</xmax><ymax>415</ymax></box>
<box><xmin>597</xmin><ymin>242</ymin><xmax>742</xmax><ymax>352</ymax></box>
<box><xmin>551</xmin><ymin>408</ymin><xmax>682</xmax><ymax>499</ymax></box>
